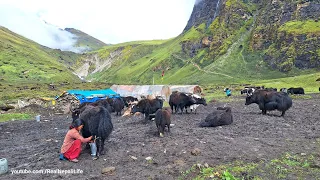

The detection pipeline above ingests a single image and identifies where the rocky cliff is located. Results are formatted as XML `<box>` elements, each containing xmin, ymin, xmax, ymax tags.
<box><xmin>183</xmin><ymin>0</ymin><xmax>320</xmax><ymax>71</ymax></box>
<box><xmin>251</xmin><ymin>0</ymin><xmax>320</xmax><ymax>71</ymax></box>
<box><xmin>184</xmin><ymin>0</ymin><xmax>222</xmax><ymax>31</ymax></box>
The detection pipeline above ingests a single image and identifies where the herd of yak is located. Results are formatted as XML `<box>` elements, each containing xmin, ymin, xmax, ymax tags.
<box><xmin>68</xmin><ymin>86</ymin><xmax>306</xmax><ymax>156</ymax></box>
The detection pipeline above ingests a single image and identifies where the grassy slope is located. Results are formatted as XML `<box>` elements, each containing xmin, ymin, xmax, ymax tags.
<box><xmin>65</xmin><ymin>28</ymin><xmax>107</xmax><ymax>51</ymax></box>
<box><xmin>84</xmin><ymin>22</ymin><xmax>319</xmax><ymax>92</ymax></box>
<box><xmin>79</xmin><ymin>1</ymin><xmax>319</xmax><ymax>93</ymax></box>
<box><xmin>0</xmin><ymin>26</ymin><xmax>80</xmax><ymax>83</ymax></box>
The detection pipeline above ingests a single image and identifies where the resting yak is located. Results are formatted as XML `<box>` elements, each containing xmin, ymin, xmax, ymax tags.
<box><xmin>131</xmin><ymin>97</ymin><xmax>163</xmax><ymax>121</ymax></box>
<box><xmin>73</xmin><ymin>106</ymin><xmax>113</xmax><ymax>156</ymax></box>
<box><xmin>245</xmin><ymin>90</ymin><xmax>292</xmax><ymax>116</ymax></box>
<box><xmin>199</xmin><ymin>107</ymin><xmax>233</xmax><ymax>127</ymax></box>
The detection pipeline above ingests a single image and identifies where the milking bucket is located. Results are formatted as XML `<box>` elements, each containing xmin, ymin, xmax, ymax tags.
<box><xmin>0</xmin><ymin>158</ymin><xmax>8</xmax><ymax>175</ymax></box>
<box><xmin>36</xmin><ymin>115</ymin><xmax>41</xmax><ymax>122</ymax></box>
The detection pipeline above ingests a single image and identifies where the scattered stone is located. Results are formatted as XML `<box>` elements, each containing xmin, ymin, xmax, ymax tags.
<box><xmin>130</xmin><ymin>156</ymin><xmax>137</xmax><ymax>160</ymax></box>
<box><xmin>204</xmin><ymin>163</ymin><xmax>209</xmax><ymax>168</ymax></box>
<box><xmin>170</xmin><ymin>124</ymin><xmax>175</xmax><ymax>127</ymax></box>
<box><xmin>174</xmin><ymin>159</ymin><xmax>185</xmax><ymax>166</ymax></box>
<box><xmin>254</xmin><ymin>138</ymin><xmax>259</xmax><ymax>141</ymax></box>
<box><xmin>45</xmin><ymin>139</ymin><xmax>52</xmax><ymax>142</ymax></box>
<box><xmin>301</xmin><ymin>153</ymin><xmax>307</xmax><ymax>156</ymax></box>
<box><xmin>191</xmin><ymin>148</ymin><xmax>201</xmax><ymax>156</ymax></box>
<box><xmin>164</xmin><ymin>149</ymin><xmax>167</xmax><ymax>154</ymax></box>
<box><xmin>311</xmin><ymin>161</ymin><xmax>320</xmax><ymax>168</ymax></box>
<box><xmin>145</xmin><ymin>157</ymin><xmax>152</xmax><ymax>161</ymax></box>
<box><xmin>101</xmin><ymin>167</ymin><xmax>116</xmax><ymax>174</ymax></box>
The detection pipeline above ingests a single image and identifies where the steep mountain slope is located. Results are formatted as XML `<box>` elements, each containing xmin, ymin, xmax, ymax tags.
<box><xmin>74</xmin><ymin>0</ymin><xmax>319</xmax><ymax>85</ymax></box>
<box><xmin>0</xmin><ymin>26</ymin><xmax>81</xmax><ymax>83</ymax></box>
<box><xmin>65</xmin><ymin>28</ymin><xmax>108</xmax><ymax>51</ymax></box>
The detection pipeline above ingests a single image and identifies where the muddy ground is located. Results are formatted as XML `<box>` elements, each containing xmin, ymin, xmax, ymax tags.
<box><xmin>1</xmin><ymin>95</ymin><xmax>320</xmax><ymax>180</ymax></box>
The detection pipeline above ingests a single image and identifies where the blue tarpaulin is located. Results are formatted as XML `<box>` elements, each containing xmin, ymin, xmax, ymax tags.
<box><xmin>67</xmin><ymin>88</ymin><xmax>119</xmax><ymax>104</ymax></box>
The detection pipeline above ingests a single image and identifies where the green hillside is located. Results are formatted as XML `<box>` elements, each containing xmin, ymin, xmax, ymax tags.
<box><xmin>0</xmin><ymin>26</ymin><xmax>80</xmax><ymax>83</ymax></box>
<box><xmin>77</xmin><ymin>0</ymin><xmax>319</xmax><ymax>88</ymax></box>
<box><xmin>65</xmin><ymin>28</ymin><xmax>108</xmax><ymax>51</ymax></box>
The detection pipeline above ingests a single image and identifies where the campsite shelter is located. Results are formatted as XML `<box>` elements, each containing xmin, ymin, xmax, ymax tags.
<box><xmin>67</xmin><ymin>88</ymin><xmax>119</xmax><ymax>104</ymax></box>
<box><xmin>110</xmin><ymin>85</ymin><xmax>171</xmax><ymax>101</ymax></box>
<box><xmin>169</xmin><ymin>85</ymin><xmax>202</xmax><ymax>94</ymax></box>
<box><xmin>110</xmin><ymin>85</ymin><xmax>202</xmax><ymax>101</ymax></box>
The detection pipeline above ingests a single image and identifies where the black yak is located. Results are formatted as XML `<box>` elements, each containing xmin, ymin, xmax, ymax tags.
<box><xmin>169</xmin><ymin>92</ymin><xmax>206</xmax><ymax>114</ymax></box>
<box><xmin>71</xmin><ymin>99</ymin><xmax>112</xmax><ymax>121</ymax></box>
<box><xmin>111</xmin><ymin>97</ymin><xmax>125</xmax><ymax>116</ymax></box>
<box><xmin>245</xmin><ymin>90</ymin><xmax>292</xmax><ymax>116</ymax></box>
<box><xmin>122</xmin><ymin>96</ymin><xmax>138</xmax><ymax>107</ymax></box>
<box><xmin>185</xmin><ymin>93</ymin><xmax>207</xmax><ymax>114</ymax></box>
<box><xmin>199</xmin><ymin>107</ymin><xmax>233</xmax><ymax>127</ymax></box>
<box><xmin>287</xmin><ymin>87</ymin><xmax>305</xmax><ymax>95</ymax></box>
<box><xmin>155</xmin><ymin>108</ymin><xmax>171</xmax><ymax>137</ymax></box>
<box><xmin>131</xmin><ymin>97</ymin><xmax>163</xmax><ymax>121</ymax></box>
<box><xmin>74</xmin><ymin>106</ymin><xmax>113</xmax><ymax>156</ymax></box>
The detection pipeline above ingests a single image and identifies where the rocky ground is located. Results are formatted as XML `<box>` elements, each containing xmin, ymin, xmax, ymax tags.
<box><xmin>0</xmin><ymin>95</ymin><xmax>320</xmax><ymax>179</ymax></box>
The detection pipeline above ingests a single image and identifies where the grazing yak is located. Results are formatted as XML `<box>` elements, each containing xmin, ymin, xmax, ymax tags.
<box><xmin>155</xmin><ymin>108</ymin><xmax>172</xmax><ymax>137</ymax></box>
<box><xmin>169</xmin><ymin>92</ymin><xmax>207</xmax><ymax>114</ymax></box>
<box><xmin>131</xmin><ymin>97</ymin><xmax>163</xmax><ymax>121</ymax></box>
<box><xmin>74</xmin><ymin>106</ymin><xmax>113</xmax><ymax>156</ymax></box>
<box><xmin>287</xmin><ymin>87</ymin><xmax>305</xmax><ymax>95</ymax></box>
<box><xmin>245</xmin><ymin>90</ymin><xmax>292</xmax><ymax>116</ymax></box>
<box><xmin>199</xmin><ymin>107</ymin><xmax>233</xmax><ymax>127</ymax></box>
<box><xmin>71</xmin><ymin>99</ymin><xmax>112</xmax><ymax>121</ymax></box>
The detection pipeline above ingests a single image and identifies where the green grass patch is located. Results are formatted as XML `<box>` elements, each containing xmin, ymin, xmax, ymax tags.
<box><xmin>279</xmin><ymin>20</ymin><xmax>320</xmax><ymax>34</ymax></box>
<box><xmin>179</xmin><ymin>153</ymin><xmax>320</xmax><ymax>179</ymax></box>
<box><xmin>0</xmin><ymin>113</ymin><xmax>33</xmax><ymax>122</ymax></box>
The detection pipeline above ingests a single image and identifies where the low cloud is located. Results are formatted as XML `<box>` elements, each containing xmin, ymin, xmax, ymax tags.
<box><xmin>0</xmin><ymin>5</ymin><xmax>83</xmax><ymax>53</ymax></box>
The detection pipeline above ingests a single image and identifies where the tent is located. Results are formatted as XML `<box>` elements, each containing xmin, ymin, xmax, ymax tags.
<box><xmin>67</xmin><ymin>88</ymin><xmax>119</xmax><ymax>104</ymax></box>
<box><xmin>110</xmin><ymin>85</ymin><xmax>171</xmax><ymax>101</ymax></box>
<box><xmin>110</xmin><ymin>85</ymin><xmax>201</xmax><ymax>101</ymax></box>
<box><xmin>169</xmin><ymin>85</ymin><xmax>202</xmax><ymax>94</ymax></box>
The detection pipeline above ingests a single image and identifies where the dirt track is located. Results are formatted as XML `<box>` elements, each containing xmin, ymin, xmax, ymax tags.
<box><xmin>1</xmin><ymin>95</ymin><xmax>320</xmax><ymax>179</ymax></box>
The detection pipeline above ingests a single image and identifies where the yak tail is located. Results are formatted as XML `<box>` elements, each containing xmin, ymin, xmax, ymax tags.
<box><xmin>97</xmin><ymin>107</ymin><xmax>113</xmax><ymax>138</ymax></box>
<box><xmin>155</xmin><ymin>109</ymin><xmax>163</xmax><ymax>124</ymax></box>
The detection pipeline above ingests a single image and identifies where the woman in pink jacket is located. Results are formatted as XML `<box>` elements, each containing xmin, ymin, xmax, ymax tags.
<box><xmin>60</xmin><ymin>119</ymin><xmax>92</xmax><ymax>163</ymax></box>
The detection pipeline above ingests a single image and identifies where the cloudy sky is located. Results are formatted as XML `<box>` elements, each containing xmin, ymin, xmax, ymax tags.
<box><xmin>0</xmin><ymin>0</ymin><xmax>196</xmax><ymax>52</ymax></box>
